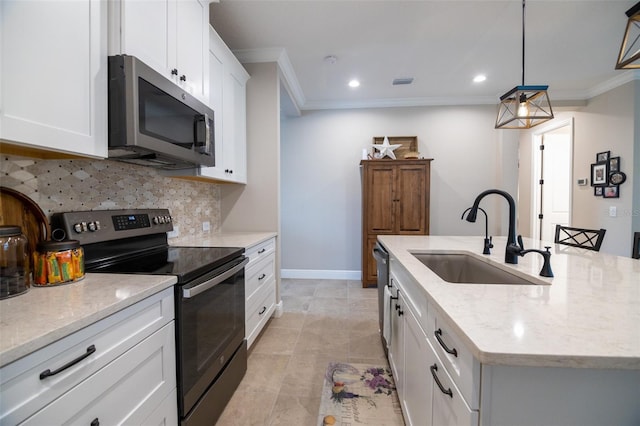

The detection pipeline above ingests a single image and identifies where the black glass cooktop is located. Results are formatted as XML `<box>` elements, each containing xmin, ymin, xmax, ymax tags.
<box><xmin>86</xmin><ymin>245</ymin><xmax>244</xmax><ymax>284</ymax></box>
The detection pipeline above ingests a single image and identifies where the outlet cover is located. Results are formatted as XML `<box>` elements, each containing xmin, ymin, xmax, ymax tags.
<box><xmin>609</xmin><ymin>206</ymin><xmax>617</xmax><ymax>217</ymax></box>
<box><xmin>202</xmin><ymin>221</ymin><xmax>211</xmax><ymax>232</ymax></box>
<box><xmin>167</xmin><ymin>226</ymin><xmax>180</xmax><ymax>238</ymax></box>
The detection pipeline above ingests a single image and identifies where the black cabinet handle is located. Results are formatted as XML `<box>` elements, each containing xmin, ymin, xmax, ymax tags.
<box><xmin>40</xmin><ymin>345</ymin><xmax>96</xmax><ymax>380</ymax></box>
<box><xmin>434</xmin><ymin>328</ymin><xmax>458</xmax><ymax>357</ymax></box>
<box><xmin>259</xmin><ymin>306</ymin><xmax>267</xmax><ymax>315</ymax></box>
<box><xmin>180</xmin><ymin>75</ymin><xmax>186</xmax><ymax>82</ymax></box>
<box><xmin>171</xmin><ymin>68</ymin><xmax>178</xmax><ymax>76</ymax></box>
<box><xmin>258</xmin><ymin>248</ymin><xmax>266</xmax><ymax>254</ymax></box>
<box><xmin>258</xmin><ymin>273</ymin><xmax>266</xmax><ymax>280</ymax></box>
<box><xmin>395</xmin><ymin>303</ymin><xmax>400</xmax><ymax>310</ymax></box>
<box><xmin>430</xmin><ymin>364</ymin><xmax>453</xmax><ymax>398</ymax></box>
<box><xmin>397</xmin><ymin>308</ymin><xmax>403</xmax><ymax>316</ymax></box>
<box><xmin>90</xmin><ymin>418</ymin><xmax>100</xmax><ymax>426</ymax></box>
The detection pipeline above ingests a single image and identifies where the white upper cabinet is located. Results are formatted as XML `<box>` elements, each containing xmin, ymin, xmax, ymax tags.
<box><xmin>109</xmin><ymin>0</ymin><xmax>209</xmax><ymax>102</ymax></box>
<box><xmin>0</xmin><ymin>0</ymin><xmax>108</xmax><ymax>158</ymax></box>
<box><xmin>196</xmin><ymin>26</ymin><xmax>249</xmax><ymax>184</ymax></box>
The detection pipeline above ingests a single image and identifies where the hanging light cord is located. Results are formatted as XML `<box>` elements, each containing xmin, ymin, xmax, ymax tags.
<box><xmin>521</xmin><ymin>0</ymin><xmax>526</xmax><ymax>86</ymax></box>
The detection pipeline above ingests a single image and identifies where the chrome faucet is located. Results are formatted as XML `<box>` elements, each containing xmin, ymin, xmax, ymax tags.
<box><xmin>461</xmin><ymin>207</ymin><xmax>493</xmax><ymax>254</ymax></box>
<box><xmin>514</xmin><ymin>236</ymin><xmax>554</xmax><ymax>277</ymax></box>
<box><xmin>465</xmin><ymin>189</ymin><xmax>520</xmax><ymax>264</ymax></box>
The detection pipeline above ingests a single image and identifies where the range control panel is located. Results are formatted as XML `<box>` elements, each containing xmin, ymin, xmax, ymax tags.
<box><xmin>51</xmin><ymin>209</ymin><xmax>173</xmax><ymax>245</ymax></box>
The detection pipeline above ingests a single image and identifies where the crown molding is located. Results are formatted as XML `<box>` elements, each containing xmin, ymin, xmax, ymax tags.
<box><xmin>233</xmin><ymin>48</ymin><xmax>640</xmax><ymax>112</ymax></box>
<box><xmin>233</xmin><ymin>48</ymin><xmax>306</xmax><ymax>109</ymax></box>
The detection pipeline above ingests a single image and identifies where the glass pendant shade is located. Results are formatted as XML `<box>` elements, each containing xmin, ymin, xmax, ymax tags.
<box><xmin>495</xmin><ymin>85</ymin><xmax>554</xmax><ymax>129</ymax></box>
<box><xmin>616</xmin><ymin>2</ymin><xmax>640</xmax><ymax>69</ymax></box>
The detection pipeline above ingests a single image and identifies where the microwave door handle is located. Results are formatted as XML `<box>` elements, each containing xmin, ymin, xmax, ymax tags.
<box><xmin>204</xmin><ymin>113</ymin><xmax>211</xmax><ymax>154</ymax></box>
<box><xmin>182</xmin><ymin>257</ymin><xmax>249</xmax><ymax>299</ymax></box>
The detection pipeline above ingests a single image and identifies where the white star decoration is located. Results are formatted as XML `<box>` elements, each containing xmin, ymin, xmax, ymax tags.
<box><xmin>372</xmin><ymin>137</ymin><xmax>402</xmax><ymax>159</ymax></box>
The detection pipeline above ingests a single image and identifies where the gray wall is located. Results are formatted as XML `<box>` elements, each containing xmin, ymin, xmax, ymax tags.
<box><xmin>280</xmin><ymin>105</ymin><xmax>520</xmax><ymax>278</ymax></box>
<box><xmin>519</xmin><ymin>82</ymin><xmax>638</xmax><ymax>257</ymax></box>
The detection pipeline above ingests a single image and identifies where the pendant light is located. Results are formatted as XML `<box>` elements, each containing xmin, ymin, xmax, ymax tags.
<box><xmin>495</xmin><ymin>0</ymin><xmax>554</xmax><ymax>129</ymax></box>
<box><xmin>615</xmin><ymin>2</ymin><xmax>640</xmax><ymax>69</ymax></box>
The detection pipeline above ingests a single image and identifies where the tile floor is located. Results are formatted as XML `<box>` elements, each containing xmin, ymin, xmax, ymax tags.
<box><xmin>216</xmin><ymin>278</ymin><xmax>392</xmax><ymax>425</ymax></box>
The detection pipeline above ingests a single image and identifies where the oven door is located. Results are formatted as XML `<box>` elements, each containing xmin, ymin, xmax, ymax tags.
<box><xmin>176</xmin><ymin>256</ymin><xmax>248</xmax><ymax>419</ymax></box>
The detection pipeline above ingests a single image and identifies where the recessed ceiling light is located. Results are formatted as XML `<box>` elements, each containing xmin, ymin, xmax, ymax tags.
<box><xmin>348</xmin><ymin>79</ymin><xmax>360</xmax><ymax>88</ymax></box>
<box><xmin>473</xmin><ymin>74</ymin><xmax>487</xmax><ymax>83</ymax></box>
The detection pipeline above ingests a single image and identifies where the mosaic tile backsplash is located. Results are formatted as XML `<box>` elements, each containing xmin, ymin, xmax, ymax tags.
<box><xmin>0</xmin><ymin>154</ymin><xmax>221</xmax><ymax>238</ymax></box>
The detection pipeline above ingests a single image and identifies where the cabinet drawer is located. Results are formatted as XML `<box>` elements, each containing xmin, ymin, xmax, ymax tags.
<box><xmin>429</xmin><ymin>339</ymin><xmax>479</xmax><ymax>426</ymax></box>
<box><xmin>0</xmin><ymin>288</ymin><xmax>174</xmax><ymax>426</ymax></box>
<box><xmin>245</xmin><ymin>238</ymin><xmax>275</xmax><ymax>269</ymax></box>
<box><xmin>21</xmin><ymin>322</ymin><xmax>176</xmax><ymax>425</ymax></box>
<box><xmin>245</xmin><ymin>253</ymin><xmax>275</xmax><ymax>300</ymax></box>
<box><xmin>246</xmin><ymin>278</ymin><xmax>275</xmax><ymax>347</ymax></box>
<box><xmin>427</xmin><ymin>308</ymin><xmax>480</xmax><ymax>410</ymax></box>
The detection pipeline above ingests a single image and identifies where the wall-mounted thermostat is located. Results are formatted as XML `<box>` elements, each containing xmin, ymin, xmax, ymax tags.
<box><xmin>577</xmin><ymin>178</ymin><xmax>588</xmax><ymax>186</ymax></box>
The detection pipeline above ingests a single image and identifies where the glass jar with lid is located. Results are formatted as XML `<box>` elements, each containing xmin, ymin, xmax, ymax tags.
<box><xmin>0</xmin><ymin>225</ymin><xmax>31</xmax><ymax>299</ymax></box>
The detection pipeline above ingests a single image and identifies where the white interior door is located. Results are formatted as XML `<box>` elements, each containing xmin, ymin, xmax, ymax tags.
<box><xmin>532</xmin><ymin>120</ymin><xmax>573</xmax><ymax>243</ymax></box>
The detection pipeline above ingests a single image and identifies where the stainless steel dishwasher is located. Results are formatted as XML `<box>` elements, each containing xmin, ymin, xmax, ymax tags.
<box><xmin>372</xmin><ymin>241</ymin><xmax>390</xmax><ymax>354</ymax></box>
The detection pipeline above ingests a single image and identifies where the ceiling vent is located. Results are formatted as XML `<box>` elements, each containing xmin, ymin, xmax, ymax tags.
<box><xmin>392</xmin><ymin>78</ymin><xmax>414</xmax><ymax>86</ymax></box>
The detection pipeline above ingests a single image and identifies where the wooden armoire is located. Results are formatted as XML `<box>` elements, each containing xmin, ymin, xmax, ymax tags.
<box><xmin>360</xmin><ymin>159</ymin><xmax>432</xmax><ymax>287</ymax></box>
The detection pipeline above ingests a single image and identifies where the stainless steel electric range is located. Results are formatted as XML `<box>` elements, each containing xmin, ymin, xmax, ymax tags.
<box><xmin>51</xmin><ymin>209</ymin><xmax>247</xmax><ymax>426</ymax></box>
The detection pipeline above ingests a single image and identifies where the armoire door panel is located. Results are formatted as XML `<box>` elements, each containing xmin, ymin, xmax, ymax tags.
<box><xmin>397</xmin><ymin>165</ymin><xmax>427</xmax><ymax>233</ymax></box>
<box><xmin>367</xmin><ymin>166</ymin><xmax>395</xmax><ymax>233</ymax></box>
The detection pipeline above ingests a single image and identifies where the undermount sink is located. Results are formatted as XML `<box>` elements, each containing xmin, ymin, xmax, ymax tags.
<box><xmin>412</xmin><ymin>252</ymin><xmax>544</xmax><ymax>285</ymax></box>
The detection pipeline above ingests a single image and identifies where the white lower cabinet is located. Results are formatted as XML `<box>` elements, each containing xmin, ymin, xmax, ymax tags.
<box><xmin>387</xmin><ymin>258</ymin><xmax>640</xmax><ymax>426</ymax></box>
<box><xmin>401</xmin><ymin>294</ymin><xmax>433</xmax><ymax>426</ymax></box>
<box><xmin>21</xmin><ymin>323</ymin><xmax>176</xmax><ymax>425</ymax></box>
<box><xmin>0</xmin><ymin>288</ymin><xmax>177</xmax><ymax>426</ymax></box>
<box><xmin>244</xmin><ymin>237</ymin><xmax>277</xmax><ymax>348</ymax></box>
<box><xmin>388</xmin><ymin>266</ymin><xmax>479</xmax><ymax>426</ymax></box>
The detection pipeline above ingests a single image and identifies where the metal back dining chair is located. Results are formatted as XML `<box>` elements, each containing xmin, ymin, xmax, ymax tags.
<box><xmin>554</xmin><ymin>225</ymin><xmax>606</xmax><ymax>251</ymax></box>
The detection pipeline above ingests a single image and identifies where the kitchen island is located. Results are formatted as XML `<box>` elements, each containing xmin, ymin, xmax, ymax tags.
<box><xmin>379</xmin><ymin>235</ymin><xmax>639</xmax><ymax>426</ymax></box>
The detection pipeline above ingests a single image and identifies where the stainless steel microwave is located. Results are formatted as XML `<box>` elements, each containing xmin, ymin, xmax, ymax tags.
<box><xmin>108</xmin><ymin>55</ymin><xmax>215</xmax><ymax>169</ymax></box>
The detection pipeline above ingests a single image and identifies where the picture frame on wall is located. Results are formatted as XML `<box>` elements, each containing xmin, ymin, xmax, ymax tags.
<box><xmin>591</xmin><ymin>162</ymin><xmax>608</xmax><ymax>186</ymax></box>
<box><xmin>603</xmin><ymin>186</ymin><xmax>619</xmax><ymax>198</ymax></box>
<box><xmin>594</xmin><ymin>186</ymin><xmax>603</xmax><ymax>196</ymax></box>
<box><xmin>609</xmin><ymin>156</ymin><xmax>620</xmax><ymax>173</ymax></box>
<box><xmin>596</xmin><ymin>151</ymin><xmax>610</xmax><ymax>162</ymax></box>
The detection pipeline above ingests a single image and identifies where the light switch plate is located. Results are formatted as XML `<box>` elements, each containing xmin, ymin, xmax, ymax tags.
<box><xmin>577</xmin><ymin>178</ymin><xmax>588</xmax><ymax>186</ymax></box>
<box><xmin>609</xmin><ymin>206</ymin><xmax>617</xmax><ymax>217</ymax></box>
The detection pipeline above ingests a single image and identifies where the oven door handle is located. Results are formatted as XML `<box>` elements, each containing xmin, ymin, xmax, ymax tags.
<box><xmin>183</xmin><ymin>257</ymin><xmax>249</xmax><ymax>299</ymax></box>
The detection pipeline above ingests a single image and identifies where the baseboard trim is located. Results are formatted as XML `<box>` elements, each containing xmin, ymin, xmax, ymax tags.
<box><xmin>273</xmin><ymin>300</ymin><xmax>284</xmax><ymax>318</ymax></box>
<box><xmin>281</xmin><ymin>269</ymin><xmax>361</xmax><ymax>280</ymax></box>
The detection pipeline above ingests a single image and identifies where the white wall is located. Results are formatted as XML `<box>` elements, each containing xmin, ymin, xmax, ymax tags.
<box><xmin>281</xmin><ymin>105</ymin><xmax>520</xmax><ymax>276</ymax></box>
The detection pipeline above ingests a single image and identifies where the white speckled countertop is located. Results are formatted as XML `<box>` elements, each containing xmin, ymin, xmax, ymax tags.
<box><xmin>169</xmin><ymin>231</ymin><xmax>276</xmax><ymax>249</ymax></box>
<box><xmin>0</xmin><ymin>274</ymin><xmax>176</xmax><ymax>367</ymax></box>
<box><xmin>379</xmin><ymin>235</ymin><xmax>640</xmax><ymax>370</ymax></box>
<box><xmin>0</xmin><ymin>232</ymin><xmax>276</xmax><ymax>368</ymax></box>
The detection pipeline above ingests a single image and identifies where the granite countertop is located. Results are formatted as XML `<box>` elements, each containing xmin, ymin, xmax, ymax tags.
<box><xmin>169</xmin><ymin>231</ymin><xmax>277</xmax><ymax>248</ymax></box>
<box><xmin>378</xmin><ymin>235</ymin><xmax>640</xmax><ymax>370</ymax></box>
<box><xmin>0</xmin><ymin>274</ymin><xmax>177</xmax><ymax>368</ymax></box>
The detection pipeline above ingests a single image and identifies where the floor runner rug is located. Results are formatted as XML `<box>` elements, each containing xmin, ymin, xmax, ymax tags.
<box><xmin>318</xmin><ymin>362</ymin><xmax>405</xmax><ymax>425</ymax></box>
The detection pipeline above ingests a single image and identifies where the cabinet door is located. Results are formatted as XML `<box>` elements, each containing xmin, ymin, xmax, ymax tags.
<box><xmin>364</xmin><ymin>236</ymin><xmax>379</xmax><ymax>284</ymax></box>
<box><xmin>175</xmin><ymin>0</ymin><xmax>207</xmax><ymax>101</ymax></box>
<box><xmin>396</xmin><ymin>163</ymin><xmax>428</xmax><ymax>233</ymax></box>
<box><xmin>223</xmin><ymin>69</ymin><xmax>248</xmax><ymax>183</ymax></box>
<box><xmin>118</xmin><ymin>0</ymin><xmax>172</xmax><ymax>76</ymax></box>
<box><xmin>403</xmin><ymin>301</ymin><xmax>434</xmax><ymax>426</ymax></box>
<box><xmin>0</xmin><ymin>0</ymin><xmax>107</xmax><ymax>158</ymax></box>
<box><xmin>388</xmin><ymin>281</ymin><xmax>405</xmax><ymax>402</ymax></box>
<box><xmin>365</xmin><ymin>164</ymin><xmax>395</xmax><ymax>233</ymax></box>
<box><xmin>21</xmin><ymin>323</ymin><xmax>176</xmax><ymax>426</ymax></box>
